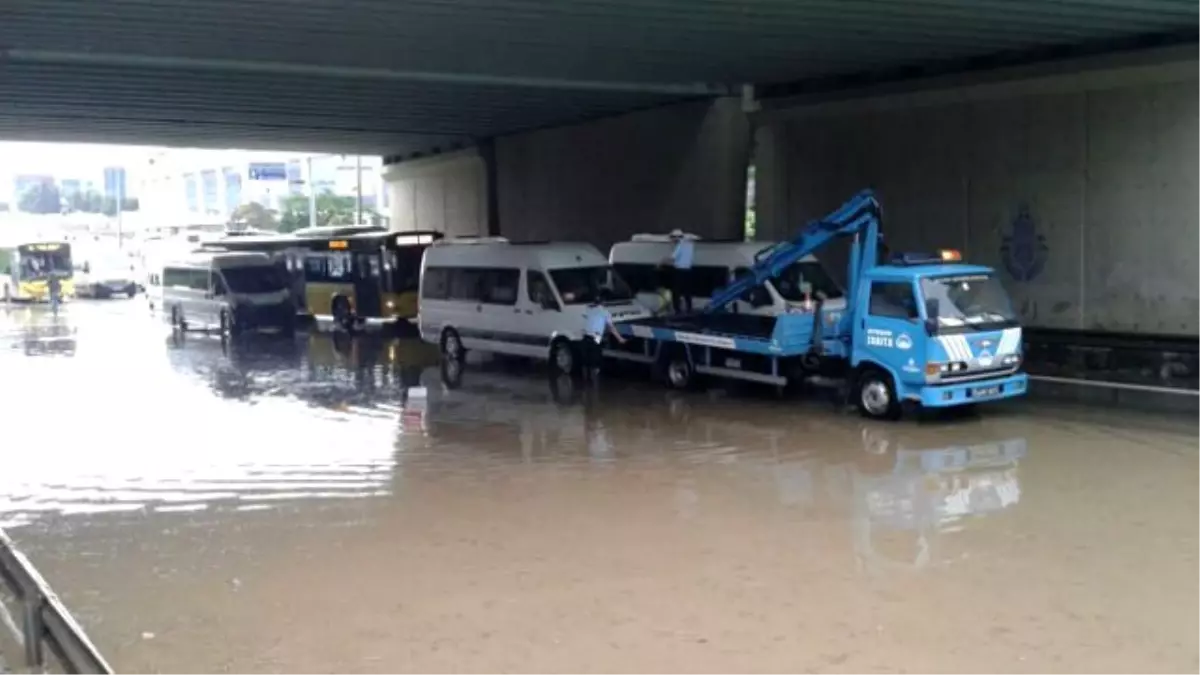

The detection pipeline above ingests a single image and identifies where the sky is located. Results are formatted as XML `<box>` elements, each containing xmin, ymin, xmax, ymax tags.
<box><xmin>0</xmin><ymin>142</ymin><xmax>160</xmax><ymax>176</ymax></box>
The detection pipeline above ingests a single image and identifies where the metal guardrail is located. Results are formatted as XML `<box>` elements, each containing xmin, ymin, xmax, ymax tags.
<box><xmin>0</xmin><ymin>529</ymin><xmax>112</xmax><ymax>674</ymax></box>
<box><xmin>1029</xmin><ymin>374</ymin><xmax>1200</xmax><ymax>397</ymax></box>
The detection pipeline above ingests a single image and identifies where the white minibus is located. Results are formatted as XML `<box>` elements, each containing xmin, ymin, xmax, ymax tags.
<box><xmin>419</xmin><ymin>238</ymin><xmax>649</xmax><ymax>373</ymax></box>
<box><xmin>609</xmin><ymin>233</ymin><xmax>845</xmax><ymax>315</ymax></box>
<box><xmin>161</xmin><ymin>251</ymin><xmax>295</xmax><ymax>336</ymax></box>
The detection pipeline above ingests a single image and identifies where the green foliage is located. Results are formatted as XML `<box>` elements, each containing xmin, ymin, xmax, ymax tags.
<box><xmin>68</xmin><ymin>191</ymin><xmax>105</xmax><ymax>214</ymax></box>
<box><xmin>229</xmin><ymin>202</ymin><xmax>280</xmax><ymax>231</ymax></box>
<box><xmin>277</xmin><ymin>192</ymin><xmax>360</xmax><ymax>233</ymax></box>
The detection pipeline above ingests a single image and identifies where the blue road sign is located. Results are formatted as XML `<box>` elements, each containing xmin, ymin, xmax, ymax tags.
<box><xmin>247</xmin><ymin>163</ymin><xmax>288</xmax><ymax>181</ymax></box>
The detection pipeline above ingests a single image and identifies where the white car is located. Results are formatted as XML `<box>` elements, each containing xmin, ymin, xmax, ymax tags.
<box><xmin>74</xmin><ymin>256</ymin><xmax>140</xmax><ymax>299</ymax></box>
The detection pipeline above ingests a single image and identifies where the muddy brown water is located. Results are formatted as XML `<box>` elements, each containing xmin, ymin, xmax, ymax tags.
<box><xmin>2</xmin><ymin>302</ymin><xmax>1196</xmax><ymax>673</ymax></box>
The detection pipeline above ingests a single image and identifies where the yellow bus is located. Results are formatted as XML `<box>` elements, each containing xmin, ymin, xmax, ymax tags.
<box><xmin>0</xmin><ymin>240</ymin><xmax>75</xmax><ymax>303</ymax></box>
<box><xmin>298</xmin><ymin>229</ymin><xmax>442</xmax><ymax>331</ymax></box>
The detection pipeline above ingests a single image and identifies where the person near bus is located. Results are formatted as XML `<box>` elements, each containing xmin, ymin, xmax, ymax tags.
<box><xmin>580</xmin><ymin>299</ymin><xmax>626</xmax><ymax>382</ymax></box>
<box><xmin>662</xmin><ymin>230</ymin><xmax>695</xmax><ymax>314</ymax></box>
<box><xmin>47</xmin><ymin>274</ymin><xmax>61</xmax><ymax>314</ymax></box>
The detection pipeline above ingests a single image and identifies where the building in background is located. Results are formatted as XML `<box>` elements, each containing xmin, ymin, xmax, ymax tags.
<box><xmin>138</xmin><ymin>150</ymin><xmax>386</xmax><ymax>225</ymax></box>
<box><xmin>12</xmin><ymin>174</ymin><xmax>55</xmax><ymax>202</ymax></box>
<box><xmin>103</xmin><ymin>166</ymin><xmax>129</xmax><ymax>201</ymax></box>
<box><xmin>59</xmin><ymin>178</ymin><xmax>83</xmax><ymax>201</ymax></box>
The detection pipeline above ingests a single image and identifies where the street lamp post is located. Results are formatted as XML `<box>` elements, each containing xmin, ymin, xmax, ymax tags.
<box><xmin>306</xmin><ymin>156</ymin><xmax>317</xmax><ymax>229</ymax></box>
<box><xmin>355</xmin><ymin>155</ymin><xmax>363</xmax><ymax>225</ymax></box>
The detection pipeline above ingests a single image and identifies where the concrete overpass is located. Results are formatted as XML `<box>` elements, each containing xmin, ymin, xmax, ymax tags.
<box><xmin>1</xmin><ymin>0</ymin><xmax>1197</xmax><ymax>336</ymax></box>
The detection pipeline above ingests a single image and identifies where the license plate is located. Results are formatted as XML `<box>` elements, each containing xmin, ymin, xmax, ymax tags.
<box><xmin>971</xmin><ymin>385</ymin><xmax>1001</xmax><ymax>397</ymax></box>
<box><xmin>725</xmin><ymin>358</ymin><xmax>742</xmax><ymax>369</ymax></box>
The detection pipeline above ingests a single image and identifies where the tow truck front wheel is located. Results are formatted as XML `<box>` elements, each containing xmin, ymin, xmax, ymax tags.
<box><xmin>855</xmin><ymin>368</ymin><xmax>901</xmax><ymax>421</ymax></box>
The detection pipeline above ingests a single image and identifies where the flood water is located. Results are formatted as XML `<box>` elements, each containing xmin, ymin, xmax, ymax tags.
<box><xmin>1</xmin><ymin>301</ymin><xmax>1197</xmax><ymax>673</ymax></box>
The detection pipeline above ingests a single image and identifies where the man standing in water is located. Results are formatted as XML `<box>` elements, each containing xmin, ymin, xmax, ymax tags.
<box><xmin>664</xmin><ymin>230</ymin><xmax>695</xmax><ymax>314</ymax></box>
<box><xmin>580</xmin><ymin>298</ymin><xmax>626</xmax><ymax>384</ymax></box>
<box><xmin>47</xmin><ymin>273</ymin><xmax>61</xmax><ymax>316</ymax></box>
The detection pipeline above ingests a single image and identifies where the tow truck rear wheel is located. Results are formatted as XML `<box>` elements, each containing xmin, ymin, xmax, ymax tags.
<box><xmin>664</xmin><ymin>353</ymin><xmax>695</xmax><ymax>390</ymax></box>
<box><xmin>855</xmin><ymin>368</ymin><xmax>901</xmax><ymax>421</ymax></box>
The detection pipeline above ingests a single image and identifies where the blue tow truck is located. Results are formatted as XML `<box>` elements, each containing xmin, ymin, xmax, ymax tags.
<box><xmin>609</xmin><ymin>189</ymin><xmax>1029</xmax><ymax>419</ymax></box>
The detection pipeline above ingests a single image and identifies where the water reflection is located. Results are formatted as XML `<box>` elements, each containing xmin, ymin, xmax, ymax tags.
<box><xmin>428</xmin><ymin>363</ymin><xmax>1027</xmax><ymax>574</ymax></box>
<box><xmin>0</xmin><ymin>332</ymin><xmax>440</xmax><ymax>530</ymax></box>
<box><xmin>1</xmin><ymin>306</ymin><xmax>77</xmax><ymax>357</ymax></box>
<box><xmin>841</xmin><ymin>430</ymin><xmax>1025</xmax><ymax>574</ymax></box>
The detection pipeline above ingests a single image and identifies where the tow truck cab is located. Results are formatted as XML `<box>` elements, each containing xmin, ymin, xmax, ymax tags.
<box><xmin>852</xmin><ymin>251</ymin><xmax>1028</xmax><ymax>414</ymax></box>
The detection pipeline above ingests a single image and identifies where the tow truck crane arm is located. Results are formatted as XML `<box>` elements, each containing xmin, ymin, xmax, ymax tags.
<box><xmin>704</xmin><ymin>188</ymin><xmax>883</xmax><ymax>314</ymax></box>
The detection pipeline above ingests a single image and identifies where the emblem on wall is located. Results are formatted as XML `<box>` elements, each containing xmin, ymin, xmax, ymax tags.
<box><xmin>1000</xmin><ymin>204</ymin><xmax>1049</xmax><ymax>282</ymax></box>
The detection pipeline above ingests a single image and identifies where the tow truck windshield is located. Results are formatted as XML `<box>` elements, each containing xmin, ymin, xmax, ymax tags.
<box><xmin>550</xmin><ymin>266</ymin><xmax>634</xmax><ymax>305</ymax></box>
<box><xmin>920</xmin><ymin>274</ymin><xmax>1017</xmax><ymax>331</ymax></box>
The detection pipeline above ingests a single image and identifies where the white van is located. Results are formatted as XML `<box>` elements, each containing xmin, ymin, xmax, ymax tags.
<box><xmin>74</xmin><ymin>251</ymin><xmax>139</xmax><ymax>299</ymax></box>
<box><xmin>161</xmin><ymin>252</ymin><xmax>295</xmax><ymax>336</ymax></box>
<box><xmin>419</xmin><ymin>238</ymin><xmax>650</xmax><ymax>372</ymax></box>
<box><xmin>609</xmin><ymin>234</ymin><xmax>846</xmax><ymax>315</ymax></box>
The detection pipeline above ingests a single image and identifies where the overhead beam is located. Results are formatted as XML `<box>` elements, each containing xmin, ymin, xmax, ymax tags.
<box><xmin>0</xmin><ymin>48</ymin><xmax>734</xmax><ymax>97</ymax></box>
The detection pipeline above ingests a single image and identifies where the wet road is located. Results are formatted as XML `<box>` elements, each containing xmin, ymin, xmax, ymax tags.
<box><xmin>1</xmin><ymin>300</ymin><xmax>1197</xmax><ymax>673</ymax></box>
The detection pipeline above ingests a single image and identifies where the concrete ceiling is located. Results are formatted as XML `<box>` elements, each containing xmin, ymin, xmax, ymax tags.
<box><xmin>0</xmin><ymin>0</ymin><xmax>1195</xmax><ymax>154</ymax></box>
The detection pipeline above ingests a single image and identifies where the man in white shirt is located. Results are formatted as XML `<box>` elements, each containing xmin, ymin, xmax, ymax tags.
<box><xmin>580</xmin><ymin>299</ymin><xmax>626</xmax><ymax>383</ymax></box>
<box><xmin>664</xmin><ymin>230</ymin><xmax>695</xmax><ymax>314</ymax></box>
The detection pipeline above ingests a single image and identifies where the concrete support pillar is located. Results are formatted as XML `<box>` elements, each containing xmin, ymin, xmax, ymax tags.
<box><xmin>495</xmin><ymin>97</ymin><xmax>752</xmax><ymax>250</ymax></box>
<box><xmin>382</xmin><ymin>149</ymin><xmax>487</xmax><ymax>237</ymax></box>
<box><xmin>752</xmin><ymin>123</ymin><xmax>790</xmax><ymax>242</ymax></box>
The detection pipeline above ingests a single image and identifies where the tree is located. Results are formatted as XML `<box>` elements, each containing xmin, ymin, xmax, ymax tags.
<box><xmin>278</xmin><ymin>192</ymin><xmax>359</xmax><ymax>233</ymax></box>
<box><xmin>229</xmin><ymin>202</ymin><xmax>279</xmax><ymax>231</ymax></box>
<box><xmin>67</xmin><ymin>191</ymin><xmax>105</xmax><ymax>214</ymax></box>
<box><xmin>18</xmin><ymin>182</ymin><xmax>62</xmax><ymax>214</ymax></box>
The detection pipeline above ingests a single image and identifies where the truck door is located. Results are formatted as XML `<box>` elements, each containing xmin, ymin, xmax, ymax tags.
<box><xmin>855</xmin><ymin>280</ymin><xmax>926</xmax><ymax>386</ymax></box>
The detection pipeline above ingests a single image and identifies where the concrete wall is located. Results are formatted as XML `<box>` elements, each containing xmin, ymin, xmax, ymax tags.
<box><xmin>495</xmin><ymin>97</ymin><xmax>751</xmax><ymax>250</ymax></box>
<box><xmin>383</xmin><ymin>149</ymin><xmax>487</xmax><ymax>237</ymax></box>
<box><xmin>756</xmin><ymin>49</ymin><xmax>1199</xmax><ymax>336</ymax></box>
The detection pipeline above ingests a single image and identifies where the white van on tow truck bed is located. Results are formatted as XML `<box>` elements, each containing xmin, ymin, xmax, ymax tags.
<box><xmin>610</xmin><ymin>234</ymin><xmax>846</xmax><ymax>316</ymax></box>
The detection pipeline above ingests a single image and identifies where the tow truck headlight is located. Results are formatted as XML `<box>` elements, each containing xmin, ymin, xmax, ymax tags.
<box><xmin>926</xmin><ymin>361</ymin><xmax>968</xmax><ymax>377</ymax></box>
<box><xmin>1002</xmin><ymin>354</ymin><xmax>1021</xmax><ymax>366</ymax></box>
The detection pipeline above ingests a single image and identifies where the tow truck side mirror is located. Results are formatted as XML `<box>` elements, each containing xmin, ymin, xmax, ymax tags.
<box><xmin>924</xmin><ymin>298</ymin><xmax>939</xmax><ymax>335</ymax></box>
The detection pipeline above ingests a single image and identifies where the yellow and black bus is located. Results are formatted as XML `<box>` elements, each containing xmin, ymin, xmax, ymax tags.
<box><xmin>298</xmin><ymin>229</ymin><xmax>442</xmax><ymax>330</ymax></box>
<box><xmin>0</xmin><ymin>240</ymin><xmax>75</xmax><ymax>303</ymax></box>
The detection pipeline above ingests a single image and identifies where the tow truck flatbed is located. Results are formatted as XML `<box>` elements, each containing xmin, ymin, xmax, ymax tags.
<box><xmin>615</xmin><ymin>310</ymin><xmax>836</xmax><ymax>358</ymax></box>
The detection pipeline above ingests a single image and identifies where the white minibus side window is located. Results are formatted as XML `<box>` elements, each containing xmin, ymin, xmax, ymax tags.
<box><xmin>163</xmin><ymin>267</ymin><xmax>189</xmax><ymax>288</ymax></box>
<box><xmin>422</xmin><ymin>267</ymin><xmax>449</xmax><ymax>300</ymax></box>
<box><xmin>190</xmin><ymin>269</ymin><xmax>210</xmax><ymax>291</ymax></box>
<box><xmin>481</xmin><ymin>268</ymin><xmax>520</xmax><ymax>305</ymax></box>
<box><xmin>448</xmin><ymin>269</ymin><xmax>484</xmax><ymax>302</ymax></box>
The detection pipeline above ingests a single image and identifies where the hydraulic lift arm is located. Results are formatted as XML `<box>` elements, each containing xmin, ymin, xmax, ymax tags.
<box><xmin>704</xmin><ymin>189</ymin><xmax>883</xmax><ymax>314</ymax></box>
